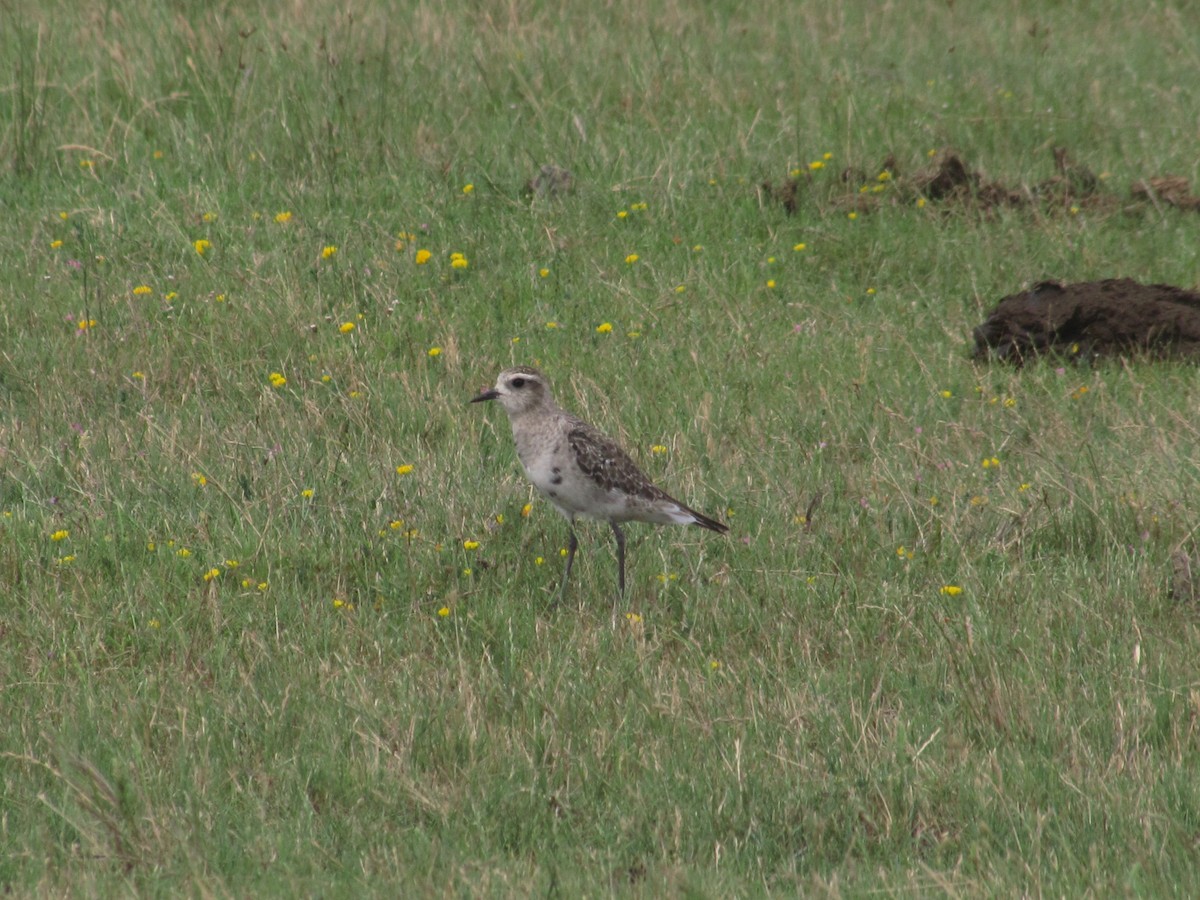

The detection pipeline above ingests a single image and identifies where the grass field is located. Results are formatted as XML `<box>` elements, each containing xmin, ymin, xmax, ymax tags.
<box><xmin>3</xmin><ymin>0</ymin><xmax>1200</xmax><ymax>894</ymax></box>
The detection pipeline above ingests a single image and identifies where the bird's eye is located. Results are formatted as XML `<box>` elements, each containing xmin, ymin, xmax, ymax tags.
<box><xmin>511</xmin><ymin>377</ymin><xmax>526</xmax><ymax>389</ymax></box>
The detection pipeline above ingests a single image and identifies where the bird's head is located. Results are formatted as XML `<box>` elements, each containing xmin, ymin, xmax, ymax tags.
<box><xmin>470</xmin><ymin>366</ymin><xmax>552</xmax><ymax>417</ymax></box>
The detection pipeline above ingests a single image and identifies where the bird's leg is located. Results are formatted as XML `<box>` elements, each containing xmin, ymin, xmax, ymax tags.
<box><xmin>611</xmin><ymin>522</ymin><xmax>626</xmax><ymax>597</ymax></box>
<box><xmin>558</xmin><ymin>526</ymin><xmax>579</xmax><ymax>602</ymax></box>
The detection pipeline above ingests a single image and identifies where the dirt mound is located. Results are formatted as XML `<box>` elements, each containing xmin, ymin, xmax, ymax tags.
<box><xmin>909</xmin><ymin>152</ymin><xmax>1028</xmax><ymax>208</ymax></box>
<box><xmin>765</xmin><ymin>147</ymin><xmax>1200</xmax><ymax>218</ymax></box>
<box><xmin>1131</xmin><ymin>176</ymin><xmax>1200</xmax><ymax>211</ymax></box>
<box><xmin>973</xmin><ymin>279</ymin><xmax>1200</xmax><ymax>364</ymax></box>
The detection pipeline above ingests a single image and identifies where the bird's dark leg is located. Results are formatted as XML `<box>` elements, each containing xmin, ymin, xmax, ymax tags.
<box><xmin>611</xmin><ymin>522</ymin><xmax>626</xmax><ymax>597</ymax></box>
<box><xmin>558</xmin><ymin>526</ymin><xmax>579</xmax><ymax>602</ymax></box>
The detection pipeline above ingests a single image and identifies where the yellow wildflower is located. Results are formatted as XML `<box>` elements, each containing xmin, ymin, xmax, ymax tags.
<box><xmin>339</xmin><ymin>322</ymin><xmax>355</xmax><ymax>334</ymax></box>
<box><xmin>596</xmin><ymin>322</ymin><xmax>613</xmax><ymax>334</ymax></box>
<box><xmin>275</xmin><ymin>211</ymin><xmax>292</xmax><ymax>223</ymax></box>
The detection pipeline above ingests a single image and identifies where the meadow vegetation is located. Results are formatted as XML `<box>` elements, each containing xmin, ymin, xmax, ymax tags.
<box><xmin>2</xmin><ymin>0</ymin><xmax>1200</xmax><ymax>894</ymax></box>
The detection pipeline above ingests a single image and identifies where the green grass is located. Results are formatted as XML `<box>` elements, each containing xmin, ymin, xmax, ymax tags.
<box><xmin>3</xmin><ymin>0</ymin><xmax>1200</xmax><ymax>894</ymax></box>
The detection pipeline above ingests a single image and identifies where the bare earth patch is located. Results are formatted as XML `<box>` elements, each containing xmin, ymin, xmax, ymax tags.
<box><xmin>764</xmin><ymin>146</ymin><xmax>1200</xmax><ymax>218</ymax></box>
<box><xmin>972</xmin><ymin>278</ymin><xmax>1200</xmax><ymax>364</ymax></box>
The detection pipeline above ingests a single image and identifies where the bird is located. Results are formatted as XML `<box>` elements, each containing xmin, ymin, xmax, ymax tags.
<box><xmin>471</xmin><ymin>365</ymin><xmax>728</xmax><ymax>598</ymax></box>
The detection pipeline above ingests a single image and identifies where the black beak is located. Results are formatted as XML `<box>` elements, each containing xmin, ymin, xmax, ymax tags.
<box><xmin>470</xmin><ymin>388</ymin><xmax>500</xmax><ymax>404</ymax></box>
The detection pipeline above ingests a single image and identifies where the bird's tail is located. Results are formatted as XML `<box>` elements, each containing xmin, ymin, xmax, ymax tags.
<box><xmin>685</xmin><ymin>505</ymin><xmax>729</xmax><ymax>534</ymax></box>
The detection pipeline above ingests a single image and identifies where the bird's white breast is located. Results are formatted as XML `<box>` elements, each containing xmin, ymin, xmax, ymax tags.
<box><xmin>512</xmin><ymin>420</ymin><xmax>617</xmax><ymax>520</ymax></box>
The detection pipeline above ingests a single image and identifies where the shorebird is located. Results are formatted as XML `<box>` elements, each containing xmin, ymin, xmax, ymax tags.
<box><xmin>471</xmin><ymin>366</ymin><xmax>728</xmax><ymax>598</ymax></box>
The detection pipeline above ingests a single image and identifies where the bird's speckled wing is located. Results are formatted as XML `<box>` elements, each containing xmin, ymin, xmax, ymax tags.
<box><xmin>565</xmin><ymin>421</ymin><xmax>670</xmax><ymax>503</ymax></box>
